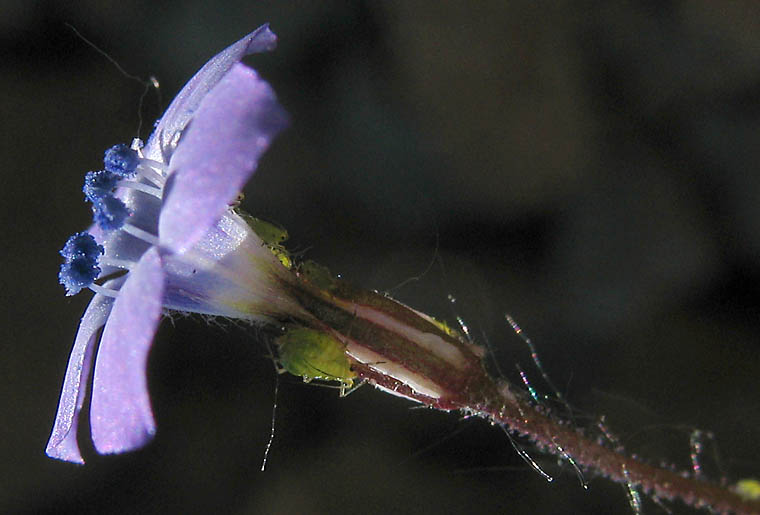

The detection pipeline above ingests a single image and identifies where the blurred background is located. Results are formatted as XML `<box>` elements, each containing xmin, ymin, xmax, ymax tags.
<box><xmin>3</xmin><ymin>1</ymin><xmax>760</xmax><ymax>513</ymax></box>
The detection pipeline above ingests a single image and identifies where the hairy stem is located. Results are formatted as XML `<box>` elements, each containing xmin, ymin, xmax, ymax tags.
<box><xmin>278</xmin><ymin>271</ymin><xmax>759</xmax><ymax>514</ymax></box>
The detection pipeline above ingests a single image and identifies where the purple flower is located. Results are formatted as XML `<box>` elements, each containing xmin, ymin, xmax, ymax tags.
<box><xmin>47</xmin><ymin>25</ymin><xmax>300</xmax><ymax>464</ymax></box>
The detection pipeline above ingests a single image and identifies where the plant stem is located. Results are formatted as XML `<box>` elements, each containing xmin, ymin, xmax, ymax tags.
<box><xmin>279</xmin><ymin>272</ymin><xmax>760</xmax><ymax>514</ymax></box>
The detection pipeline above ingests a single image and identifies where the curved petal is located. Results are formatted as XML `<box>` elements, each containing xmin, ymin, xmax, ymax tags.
<box><xmin>144</xmin><ymin>24</ymin><xmax>278</xmax><ymax>162</ymax></box>
<box><xmin>90</xmin><ymin>247</ymin><xmax>164</xmax><ymax>454</ymax></box>
<box><xmin>46</xmin><ymin>278</ymin><xmax>124</xmax><ymax>464</ymax></box>
<box><xmin>159</xmin><ymin>63</ymin><xmax>288</xmax><ymax>254</ymax></box>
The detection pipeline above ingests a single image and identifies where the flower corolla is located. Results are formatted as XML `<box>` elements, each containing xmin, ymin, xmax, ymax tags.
<box><xmin>48</xmin><ymin>25</ymin><xmax>301</xmax><ymax>463</ymax></box>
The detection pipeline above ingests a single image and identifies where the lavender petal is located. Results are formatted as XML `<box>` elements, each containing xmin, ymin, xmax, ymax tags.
<box><xmin>159</xmin><ymin>63</ymin><xmax>288</xmax><ymax>254</ymax></box>
<box><xmin>90</xmin><ymin>248</ymin><xmax>164</xmax><ymax>454</ymax></box>
<box><xmin>46</xmin><ymin>280</ymin><xmax>123</xmax><ymax>464</ymax></box>
<box><xmin>145</xmin><ymin>24</ymin><xmax>278</xmax><ymax>161</ymax></box>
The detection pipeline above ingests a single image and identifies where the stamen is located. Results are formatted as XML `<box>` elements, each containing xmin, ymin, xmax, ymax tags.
<box><xmin>121</xmin><ymin>223</ymin><xmax>161</xmax><ymax>247</ymax></box>
<box><xmin>140</xmin><ymin>157</ymin><xmax>168</xmax><ymax>173</ymax></box>
<box><xmin>59</xmin><ymin>232</ymin><xmax>104</xmax><ymax>295</ymax></box>
<box><xmin>104</xmin><ymin>144</ymin><xmax>140</xmax><ymax>177</ymax></box>
<box><xmin>85</xmin><ymin>168</ymin><xmax>162</xmax><ymax>206</ymax></box>
<box><xmin>60</xmin><ymin>231</ymin><xmax>103</xmax><ymax>261</ymax></box>
<box><xmin>83</xmin><ymin>170</ymin><xmax>119</xmax><ymax>202</ymax></box>
<box><xmin>92</xmin><ymin>196</ymin><xmax>131</xmax><ymax>231</ymax></box>
<box><xmin>104</xmin><ymin>142</ymin><xmax>168</xmax><ymax>188</ymax></box>
<box><xmin>89</xmin><ymin>283</ymin><xmax>120</xmax><ymax>298</ymax></box>
<box><xmin>59</xmin><ymin>258</ymin><xmax>101</xmax><ymax>296</ymax></box>
<box><xmin>116</xmin><ymin>180</ymin><xmax>163</xmax><ymax>198</ymax></box>
<box><xmin>134</xmin><ymin>162</ymin><xmax>166</xmax><ymax>187</ymax></box>
<box><xmin>100</xmin><ymin>257</ymin><xmax>135</xmax><ymax>270</ymax></box>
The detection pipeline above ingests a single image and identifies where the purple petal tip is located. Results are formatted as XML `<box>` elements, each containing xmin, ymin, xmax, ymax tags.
<box><xmin>245</xmin><ymin>24</ymin><xmax>278</xmax><ymax>53</ymax></box>
<box><xmin>46</xmin><ymin>438</ymin><xmax>85</xmax><ymax>465</ymax></box>
<box><xmin>90</xmin><ymin>248</ymin><xmax>164</xmax><ymax>455</ymax></box>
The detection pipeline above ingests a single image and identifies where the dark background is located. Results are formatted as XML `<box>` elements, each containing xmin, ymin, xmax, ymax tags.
<box><xmin>3</xmin><ymin>1</ymin><xmax>760</xmax><ymax>513</ymax></box>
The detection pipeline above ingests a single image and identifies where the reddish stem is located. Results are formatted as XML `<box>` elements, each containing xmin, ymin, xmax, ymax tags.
<box><xmin>281</xmin><ymin>273</ymin><xmax>760</xmax><ymax>514</ymax></box>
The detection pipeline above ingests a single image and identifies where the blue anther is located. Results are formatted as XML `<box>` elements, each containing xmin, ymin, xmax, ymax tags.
<box><xmin>59</xmin><ymin>256</ymin><xmax>101</xmax><ymax>296</ymax></box>
<box><xmin>104</xmin><ymin>144</ymin><xmax>139</xmax><ymax>177</ymax></box>
<box><xmin>92</xmin><ymin>195</ymin><xmax>131</xmax><ymax>231</ymax></box>
<box><xmin>60</xmin><ymin>231</ymin><xmax>103</xmax><ymax>261</ymax></box>
<box><xmin>83</xmin><ymin>170</ymin><xmax>119</xmax><ymax>202</ymax></box>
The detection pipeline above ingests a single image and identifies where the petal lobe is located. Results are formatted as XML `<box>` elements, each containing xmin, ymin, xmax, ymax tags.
<box><xmin>90</xmin><ymin>248</ymin><xmax>164</xmax><ymax>455</ymax></box>
<box><xmin>46</xmin><ymin>283</ymin><xmax>121</xmax><ymax>464</ymax></box>
<box><xmin>159</xmin><ymin>63</ymin><xmax>288</xmax><ymax>254</ymax></box>
<box><xmin>145</xmin><ymin>24</ymin><xmax>278</xmax><ymax>161</ymax></box>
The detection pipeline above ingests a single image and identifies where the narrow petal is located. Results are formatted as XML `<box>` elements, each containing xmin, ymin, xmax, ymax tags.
<box><xmin>159</xmin><ymin>63</ymin><xmax>288</xmax><ymax>254</ymax></box>
<box><xmin>90</xmin><ymin>247</ymin><xmax>164</xmax><ymax>455</ymax></box>
<box><xmin>46</xmin><ymin>279</ymin><xmax>123</xmax><ymax>464</ymax></box>
<box><xmin>145</xmin><ymin>24</ymin><xmax>278</xmax><ymax>161</ymax></box>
